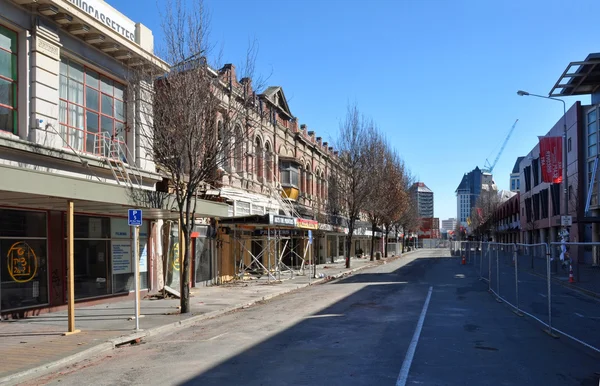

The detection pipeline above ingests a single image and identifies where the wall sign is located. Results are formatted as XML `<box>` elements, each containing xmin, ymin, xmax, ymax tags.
<box><xmin>112</xmin><ymin>241</ymin><xmax>132</xmax><ymax>274</ymax></box>
<box><xmin>67</xmin><ymin>0</ymin><xmax>136</xmax><ymax>42</ymax></box>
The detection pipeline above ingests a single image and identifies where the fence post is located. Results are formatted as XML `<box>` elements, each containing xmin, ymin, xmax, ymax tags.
<box><xmin>545</xmin><ymin>243</ymin><xmax>558</xmax><ymax>338</ymax></box>
<box><xmin>513</xmin><ymin>244</ymin><xmax>523</xmax><ymax>316</ymax></box>
<box><xmin>496</xmin><ymin>244</ymin><xmax>502</xmax><ymax>302</ymax></box>
<box><xmin>488</xmin><ymin>244</ymin><xmax>492</xmax><ymax>292</ymax></box>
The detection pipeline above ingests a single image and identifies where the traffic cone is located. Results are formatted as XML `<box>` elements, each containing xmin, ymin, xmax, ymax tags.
<box><xmin>569</xmin><ymin>263</ymin><xmax>575</xmax><ymax>283</ymax></box>
<box><xmin>461</xmin><ymin>255</ymin><xmax>466</xmax><ymax>265</ymax></box>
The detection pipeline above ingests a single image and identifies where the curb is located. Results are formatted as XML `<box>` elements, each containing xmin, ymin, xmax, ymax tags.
<box><xmin>0</xmin><ymin>253</ymin><xmax>407</xmax><ymax>385</ymax></box>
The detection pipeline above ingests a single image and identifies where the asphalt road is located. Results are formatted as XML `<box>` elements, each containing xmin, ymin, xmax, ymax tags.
<box><xmin>21</xmin><ymin>249</ymin><xmax>600</xmax><ymax>386</ymax></box>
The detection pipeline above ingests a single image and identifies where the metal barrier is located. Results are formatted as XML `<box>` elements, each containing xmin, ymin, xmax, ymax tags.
<box><xmin>473</xmin><ymin>242</ymin><xmax>600</xmax><ymax>354</ymax></box>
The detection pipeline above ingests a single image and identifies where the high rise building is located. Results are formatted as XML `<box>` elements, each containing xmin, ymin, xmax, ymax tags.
<box><xmin>410</xmin><ymin>182</ymin><xmax>434</xmax><ymax>218</ymax></box>
<box><xmin>441</xmin><ymin>218</ymin><xmax>457</xmax><ymax>231</ymax></box>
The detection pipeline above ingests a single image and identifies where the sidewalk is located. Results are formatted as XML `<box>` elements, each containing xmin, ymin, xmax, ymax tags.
<box><xmin>0</xmin><ymin>254</ymin><xmax>403</xmax><ymax>385</ymax></box>
<box><xmin>519</xmin><ymin>253</ymin><xmax>600</xmax><ymax>299</ymax></box>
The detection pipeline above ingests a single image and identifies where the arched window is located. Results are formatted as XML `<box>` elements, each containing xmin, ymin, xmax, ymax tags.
<box><xmin>300</xmin><ymin>166</ymin><xmax>306</xmax><ymax>194</ymax></box>
<box><xmin>235</xmin><ymin>125</ymin><xmax>243</xmax><ymax>173</ymax></box>
<box><xmin>316</xmin><ymin>169</ymin><xmax>321</xmax><ymax>199</ymax></box>
<box><xmin>265</xmin><ymin>142</ymin><xmax>272</xmax><ymax>182</ymax></box>
<box><xmin>217</xmin><ymin>121</ymin><xmax>225</xmax><ymax>168</ymax></box>
<box><xmin>255</xmin><ymin>137</ymin><xmax>263</xmax><ymax>180</ymax></box>
<box><xmin>306</xmin><ymin>164</ymin><xmax>312</xmax><ymax>196</ymax></box>
<box><xmin>321</xmin><ymin>172</ymin><xmax>326</xmax><ymax>199</ymax></box>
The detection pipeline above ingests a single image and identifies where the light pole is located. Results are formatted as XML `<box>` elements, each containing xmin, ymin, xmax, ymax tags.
<box><xmin>517</xmin><ymin>90</ymin><xmax>568</xmax><ymax>245</ymax></box>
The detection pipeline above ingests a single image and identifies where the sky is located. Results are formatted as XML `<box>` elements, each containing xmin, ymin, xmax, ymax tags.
<box><xmin>112</xmin><ymin>0</ymin><xmax>596</xmax><ymax>222</ymax></box>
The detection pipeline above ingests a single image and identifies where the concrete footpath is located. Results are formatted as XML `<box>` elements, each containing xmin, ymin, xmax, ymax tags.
<box><xmin>0</xmin><ymin>254</ymin><xmax>407</xmax><ymax>385</ymax></box>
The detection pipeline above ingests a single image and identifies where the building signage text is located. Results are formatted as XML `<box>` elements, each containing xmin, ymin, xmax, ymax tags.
<box><xmin>269</xmin><ymin>215</ymin><xmax>295</xmax><ymax>227</ymax></box>
<box><xmin>67</xmin><ymin>0</ymin><xmax>136</xmax><ymax>42</ymax></box>
<box><xmin>296</xmin><ymin>218</ymin><xmax>318</xmax><ymax>230</ymax></box>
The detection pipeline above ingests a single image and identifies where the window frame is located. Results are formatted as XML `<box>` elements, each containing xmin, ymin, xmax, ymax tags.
<box><xmin>0</xmin><ymin>24</ymin><xmax>18</xmax><ymax>135</ymax></box>
<box><xmin>59</xmin><ymin>56</ymin><xmax>127</xmax><ymax>156</ymax></box>
<box><xmin>280</xmin><ymin>161</ymin><xmax>299</xmax><ymax>188</ymax></box>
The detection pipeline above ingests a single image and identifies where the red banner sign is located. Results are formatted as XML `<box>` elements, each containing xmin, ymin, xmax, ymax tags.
<box><xmin>539</xmin><ymin>136</ymin><xmax>563</xmax><ymax>184</ymax></box>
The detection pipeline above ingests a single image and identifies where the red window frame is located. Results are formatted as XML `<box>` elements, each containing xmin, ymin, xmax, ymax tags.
<box><xmin>0</xmin><ymin>25</ymin><xmax>18</xmax><ymax>135</ymax></box>
<box><xmin>59</xmin><ymin>57</ymin><xmax>127</xmax><ymax>157</ymax></box>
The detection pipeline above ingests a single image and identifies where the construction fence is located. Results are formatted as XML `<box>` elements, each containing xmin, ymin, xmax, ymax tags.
<box><xmin>451</xmin><ymin>241</ymin><xmax>600</xmax><ymax>354</ymax></box>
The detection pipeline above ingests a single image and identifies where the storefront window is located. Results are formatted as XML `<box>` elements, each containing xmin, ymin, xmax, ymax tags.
<box><xmin>0</xmin><ymin>209</ymin><xmax>48</xmax><ymax>311</ymax></box>
<box><xmin>71</xmin><ymin>215</ymin><xmax>111</xmax><ymax>299</ymax></box>
<box><xmin>59</xmin><ymin>57</ymin><xmax>127</xmax><ymax>156</ymax></box>
<box><xmin>0</xmin><ymin>25</ymin><xmax>17</xmax><ymax>134</ymax></box>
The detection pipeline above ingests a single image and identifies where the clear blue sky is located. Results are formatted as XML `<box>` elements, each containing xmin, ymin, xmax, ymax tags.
<box><xmin>113</xmin><ymin>0</ymin><xmax>595</xmax><ymax>221</ymax></box>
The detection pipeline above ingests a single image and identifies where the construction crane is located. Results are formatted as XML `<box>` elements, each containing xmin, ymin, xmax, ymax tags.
<box><xmin>482</xmin><ymin>119</ymin><xmax>519</xmax><ymax>174</ymax></box>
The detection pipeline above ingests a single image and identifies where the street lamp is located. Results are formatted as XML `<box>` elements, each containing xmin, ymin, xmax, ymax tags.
<box><xmin>517</xmin><ymin>90</ymin><xmax>568</xmax><ymax>245</ymax></box>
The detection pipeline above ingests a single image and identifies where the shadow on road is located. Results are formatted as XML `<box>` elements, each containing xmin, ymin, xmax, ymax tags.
<box><xmin>175</xmin><ymin>257</ymin><xmax>465</xmax><ymax>386</ymax></box>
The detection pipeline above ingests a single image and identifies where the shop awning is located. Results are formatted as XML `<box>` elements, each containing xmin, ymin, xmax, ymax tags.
<box><xmin>0</xmin><ymin>164</ymin><xmax>228</xmax><ymax>219</ymax></box>
<box><xmin>218</xmin><ymin>214</ymin><xmax>297</xmax><ymax>228</ymax></box>
<box><xmin>550</xmin><ymin>53</ymin><xmax>600</xmax><ymax>97</ymax></box>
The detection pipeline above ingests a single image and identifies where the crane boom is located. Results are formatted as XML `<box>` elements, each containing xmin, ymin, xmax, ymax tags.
<box><xmin>484</xmin><ymin>119</ymin><xmax>519</xmax><ymax>173</ymax></box>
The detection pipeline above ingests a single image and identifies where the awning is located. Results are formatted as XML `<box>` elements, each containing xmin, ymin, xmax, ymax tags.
<box><xmin>550</xmin><ymin>53</ymin><xmax>600</xmax><ymax>97</ymax></box>
<box><xmin>0</xmin><ymin>164</ymin><xmax>228</xmax><ymax>219</ymax></box>
<box><xmin>218</xmin><ymin>214</ymin><xmax>297</xmax><ymax>228</ymax></box>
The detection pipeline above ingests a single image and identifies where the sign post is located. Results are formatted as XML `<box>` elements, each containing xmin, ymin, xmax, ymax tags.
<box><xmin>308</xmin><ymin>230</ymin><xmax>314</xmax><ymax>282</ymax></box>
<box><xmin>128</xmin><ymin>209</ymin><xmax>142</xmax><ymax>331</ymax></box>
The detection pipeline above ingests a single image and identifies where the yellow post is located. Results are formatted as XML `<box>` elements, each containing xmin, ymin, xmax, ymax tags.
<box><xmin>64</xmin><ymin>200</ymin><xmax>80</xmax><ymax>335</ymax></box>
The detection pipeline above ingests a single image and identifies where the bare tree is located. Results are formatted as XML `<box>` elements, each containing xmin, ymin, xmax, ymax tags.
<box><xmin>470</xmin><ymin>187</ymin><xmax>501</xmax><ymax>241</ymax></box>
<box><xmin>129</xmin><ymin>0</ymin><xmax>265</xmax><ymax>313</ymax></box>
<box><xmin>333</xmin><ymin>104</ymin><xmax>373</xmax><ymax>268</ymax></box>
<box><xmin>363</xmin><ymin>129</ymin><xmax>388</xmax><ymax>261</ymax></box>
<box><xmin>380</xmin><ymin>153</ymin><xmax>408</xmax><ymax>257</ymax></box>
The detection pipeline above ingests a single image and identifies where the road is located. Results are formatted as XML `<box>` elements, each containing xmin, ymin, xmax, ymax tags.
<box><xmin>21</xmin><ymin>250</ymin><xmax>600</xmax><ymax>386</ymax></box>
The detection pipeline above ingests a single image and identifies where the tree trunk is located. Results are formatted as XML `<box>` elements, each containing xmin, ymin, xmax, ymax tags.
<box><xmin>180</xmin><ymin>199</ymin><xmax>192</xmax><ymax>314</ymax></box>
<box><xmin>345</xmin><ymin>232</ymin><xmax>352</xmax><ymax>269</ymax></box>
<box><xmin>401</xmin><ymin>233</ymin><xmax>406</xmax><ymax>253</ymax></box>
<box><xmin>384</xmin><ymin>226</ymin><xmax>390</xmax><ymax>257</ymax></box>
<box><xmin>370</xmin><ymin>221</ymin><xmax>376</xmax><ymax>261</ymax></box>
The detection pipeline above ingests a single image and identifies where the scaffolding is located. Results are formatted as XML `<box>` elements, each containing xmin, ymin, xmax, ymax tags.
<box><xmin>220</xmin><ymin>214</ymin><xmax>316</xmax><ymax>283</ymax></box>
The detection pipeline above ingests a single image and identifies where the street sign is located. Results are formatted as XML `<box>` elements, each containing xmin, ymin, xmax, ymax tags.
<box><xmin>308</xmin><ymin>230</ymin><xmax>313</xmax><ymax>245</ymax></box>
<box><xmin>561</xmin><ymin>215</ymin><xmax>572</xmax><ymax>227</ymax></box>
<box><xmin>128</xmin><ymin>209</ymin><xmax>142</xmax><ymax>227</ymax></box>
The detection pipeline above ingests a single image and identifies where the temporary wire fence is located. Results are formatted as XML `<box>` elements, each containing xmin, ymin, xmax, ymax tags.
<box><xmin>463</xmin><ymin>242</ymin><xmax>600</xmax><ymax>354</ymax></box>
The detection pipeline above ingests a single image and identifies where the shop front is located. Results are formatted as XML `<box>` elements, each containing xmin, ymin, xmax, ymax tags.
<box><xmin>0</xmin><ymin>166</ymin><xmax>228</xmax><ymax>318</ymax></box>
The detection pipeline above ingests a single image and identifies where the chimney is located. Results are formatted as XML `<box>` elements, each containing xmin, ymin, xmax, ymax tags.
<box><xmin>308</xmin><ymin>131</ymin><xmax>315</xmax><ymax>142</ymax></box>
<box><xmin>334</xmin><ymin>151</ymin><xmax>339</xmax><ymax>156</ymax></box>
<box><xmin>240</xmin><ymin>77</ymin><xmax>252</xmax><ymax>96</ymax></box>
<box><xmin>328</xmin><ymin>147</ymin><xmax>333</xmax><ymax>152</ymax></box>
<box><xmin>323</xmin><ymin>142</ymin><xmax>328</xmax><ymax>148</ymax></box>
<box><xmin>222</xmin><ymin>63</ymin><xmax>236</xmax><ymax>85</ymax></box>
<box><xmin>316</xmin><ymin>137</ymin><xmax>322</xmax><ymax>146</ymax></box>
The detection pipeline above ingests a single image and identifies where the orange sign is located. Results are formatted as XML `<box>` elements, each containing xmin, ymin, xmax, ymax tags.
<box><xmin>7</xmin><ymin>242</ymin><xmax>38</xmax><ymax>283</ymax></box>
<box><xmin>296</xmin><ymin>218</ymin><xmax>318</xmax><ymax>230</ymax></box>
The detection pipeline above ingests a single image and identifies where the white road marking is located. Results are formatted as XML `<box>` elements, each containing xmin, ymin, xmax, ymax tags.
<box><xmin>304</xmin><ymin>314</ymin><xmax>344</xmax><ymax>319</ymax></box>
<box><xmin>396</xmin><ymin>286</ymin><xmax>433</xmax><ymax>386</ymax></box>
<box><xmin>575</xmin><ymin>313</ymin><xmax>585</xmax><ymax>318</ymax></box>
<box><xmin>539</xmin><ymin>293</ymin><xmax>547</xmax><ymax>298</ymax></box>
<box><xmin>205</xmin><ymin>332</ymin><xmax>228</xmax><ymax>341</ymax></box>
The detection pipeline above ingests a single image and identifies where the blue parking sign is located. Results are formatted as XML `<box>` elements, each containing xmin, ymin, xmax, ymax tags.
<box><xmin>128</xmin><ymin>209</ymin><xmax>142</xmax><ymax>226</ymax></box>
